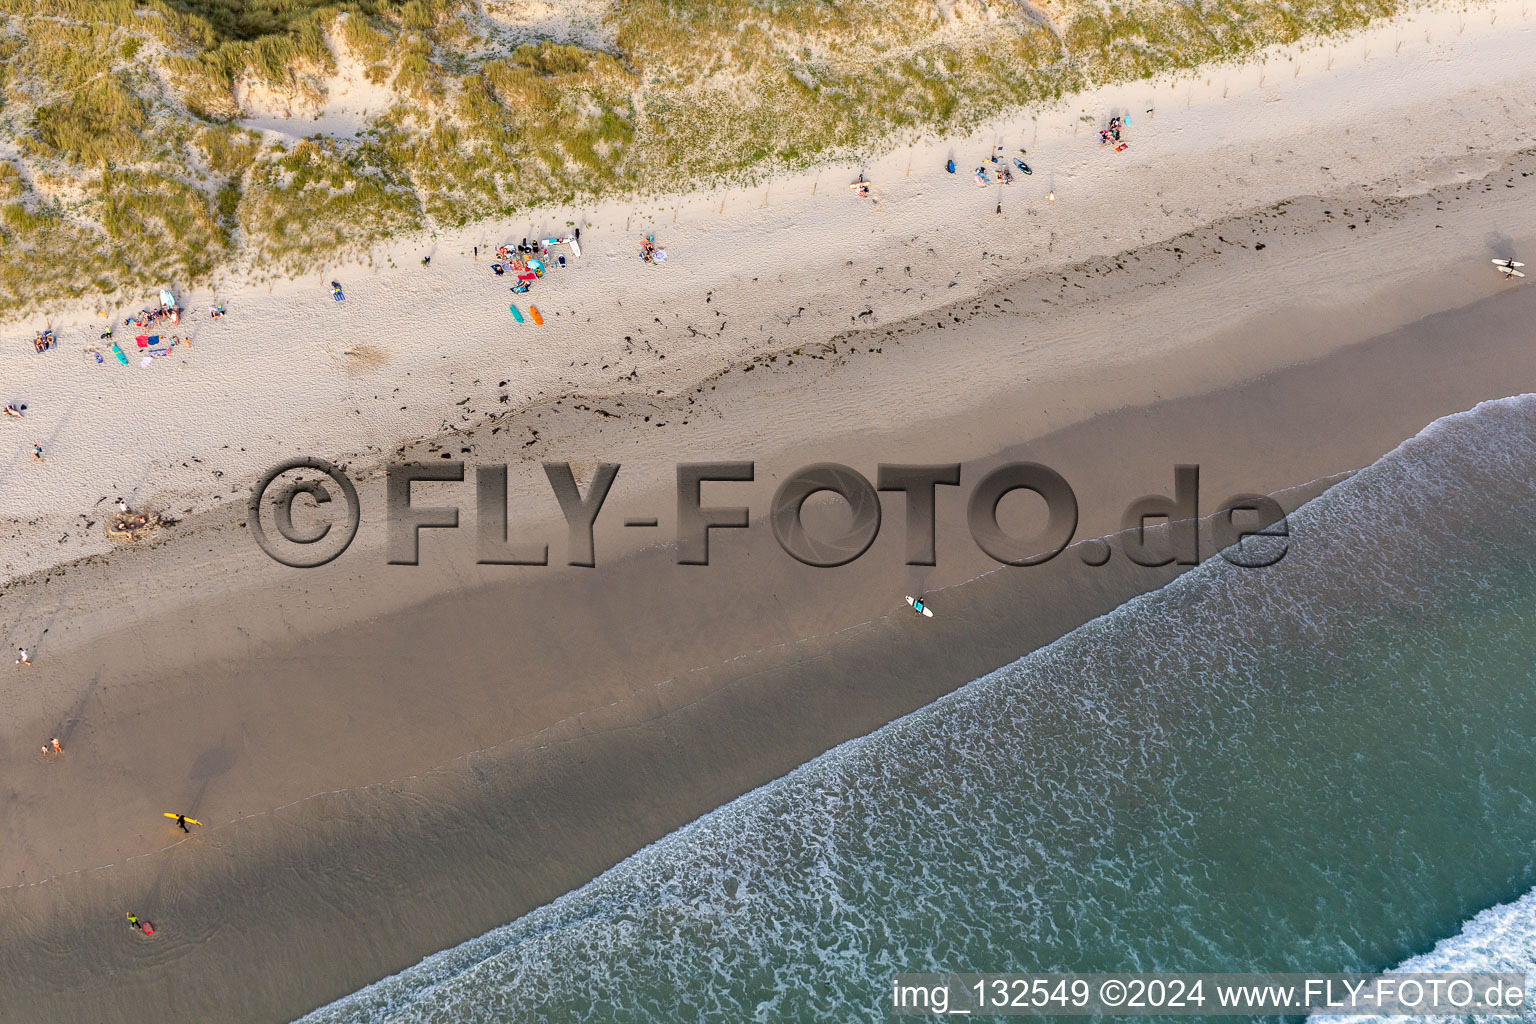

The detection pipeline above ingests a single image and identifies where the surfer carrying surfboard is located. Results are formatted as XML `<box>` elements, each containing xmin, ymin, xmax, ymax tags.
<box><xmin>168</xmin><ymin>813</ymin><xmax>201</xmax><ymax>833</ymax></box>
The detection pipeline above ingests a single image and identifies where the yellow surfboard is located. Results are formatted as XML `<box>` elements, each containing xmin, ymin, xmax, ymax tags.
<box><xmin>163</xmin><ymin>813</ymin><xmax>202</xmax><ymax>826</ymax></box>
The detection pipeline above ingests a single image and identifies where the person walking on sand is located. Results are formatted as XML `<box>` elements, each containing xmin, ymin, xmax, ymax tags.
<box><xmin>32</xmin><ymin>444</ymin><xmax>43</xmax><ymax>462</ymax></box>
<box><xmin>175</xmin><ymin>814</ymin><xmax>190</xmax><ymax>833</ymax></box>
<box><xmin>996</xmin><ymin>200</ymin><xmax>1003</xmax><ymax>217</ymax></box>
<box><xmin>126</xmin><ymin>913</ymin><xmax>143</xmax><ymax>931</ymax></box>
<box><xmin>15</xmin><ymin>647</ymin><xmax>29</xmax><ymax>667</ymax></box>
<box><xmin>41</xmin><ymin>737</ymin><xmax>61</xmax><ymax>754</ymax></box>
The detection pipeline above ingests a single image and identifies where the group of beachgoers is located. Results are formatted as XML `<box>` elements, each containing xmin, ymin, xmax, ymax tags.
<box><xmin>969</xmin><ymin>144</ymin><xmax>1033</xmax><ymax>188</ymax></box>
<box><xmin>1099</xmin><ymin>115</ymin><xmax>1129</xmax><ymax>150</ymax></box>
<box><xmin>855</xmin><ymin>113</ymin><xmax>1136</xmax><ymax>211</ymax></box>
<box><xmin>487</xmin><ymin>231</ymin><xmax>581</xmax><ymax>293</ymax></box>
<box><xmin>85</xmin><ymin>290</ymin><xmax>223</xmax><ymax>365</ymax></box>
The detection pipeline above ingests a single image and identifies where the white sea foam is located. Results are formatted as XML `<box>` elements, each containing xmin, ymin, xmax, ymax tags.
<box><xmin>1318</xmin><ymin>887</ymin><xmax>1536</xmax><ymax>1023</ymax></box>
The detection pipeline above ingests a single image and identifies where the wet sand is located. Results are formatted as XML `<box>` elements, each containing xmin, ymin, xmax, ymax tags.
<box><xmin>2</xmin><ymin>167</ymin><xmax>1535</xmax><ymax>1017</ymax></box>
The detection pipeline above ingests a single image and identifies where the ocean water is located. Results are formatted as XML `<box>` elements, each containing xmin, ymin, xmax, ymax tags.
<box><xmin>299</xmin><ymin>395</ymin><xmax>1536</xmax><ymax>1023</ymax></box>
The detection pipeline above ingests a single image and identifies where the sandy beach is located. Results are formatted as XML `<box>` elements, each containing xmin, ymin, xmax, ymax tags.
<box><xmin>1</xmin><ymin>1</ymin><xmax>1535</xmax><ymax>1019</ymax></box>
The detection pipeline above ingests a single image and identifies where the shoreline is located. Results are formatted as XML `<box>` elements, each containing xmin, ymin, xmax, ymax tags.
<box><xmin>0</xmin><ymin>6</ymin><xmax>1534</xmax><ymax>1020</ymax></box>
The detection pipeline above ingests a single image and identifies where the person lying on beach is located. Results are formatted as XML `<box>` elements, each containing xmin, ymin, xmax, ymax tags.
<box><xmin>3</xmin><ymin>404</ymin><xmax>23</xmax><ymax>418</ymax></box>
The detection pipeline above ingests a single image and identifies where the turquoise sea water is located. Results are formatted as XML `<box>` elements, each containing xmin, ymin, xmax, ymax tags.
<box><xmin>299</xmin><ymin>395</ymin><xmax>1536</xmax><ymax>1023</ymax></box>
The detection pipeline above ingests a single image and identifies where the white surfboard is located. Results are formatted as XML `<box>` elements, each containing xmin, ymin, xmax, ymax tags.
<box><xmin>905</xmin><ymin>596</ymin><xmax>933</xmax><ymax>617</ymax></box>
<box><xmin>1501</xmin><ymin>268</ymin><xmax>1526</xmax><ymax>278</ymax></box>
<box><xmin>1492</xmin><ymin>259</ymin><xmax>1525</xmax><ymax>268</ymax></box>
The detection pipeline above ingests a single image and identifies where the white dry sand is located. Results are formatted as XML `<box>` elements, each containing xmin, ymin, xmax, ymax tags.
<box><xmin>1</xmin><ymin>0</ymin><xmax>1533</xmax><ymax>586</ymax></box>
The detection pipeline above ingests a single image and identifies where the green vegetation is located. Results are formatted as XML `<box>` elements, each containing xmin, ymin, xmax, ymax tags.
<box><xmin>0</xmin><ymin>0</ymin><xmax>1404</xmax><ymax>317</ymax></box>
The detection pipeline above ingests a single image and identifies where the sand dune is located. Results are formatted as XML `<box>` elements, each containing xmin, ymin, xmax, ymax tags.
<box><xmin>1</xmin><ymin>3</ymin><xmax>1534</xmax><ymax>1021</ymax></box>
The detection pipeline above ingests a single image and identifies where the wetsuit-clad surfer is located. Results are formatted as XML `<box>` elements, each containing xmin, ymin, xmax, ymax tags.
<box><xmin>176</xmin><ymin>814</ymin><xmax>189</xmax><ymax>833</ymax></box>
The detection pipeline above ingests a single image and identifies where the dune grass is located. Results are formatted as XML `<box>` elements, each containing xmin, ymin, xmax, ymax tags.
<box><xmin>0</xmin><ymin>0</ymin><xmax>1407</xmax><ymax>318</ymax></box>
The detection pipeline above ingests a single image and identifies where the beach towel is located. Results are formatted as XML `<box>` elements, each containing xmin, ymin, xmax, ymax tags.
<box><xmin>136</xmin><ymin>335</ymin><xmax>149</xmax><ymax>348</ymax></box>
